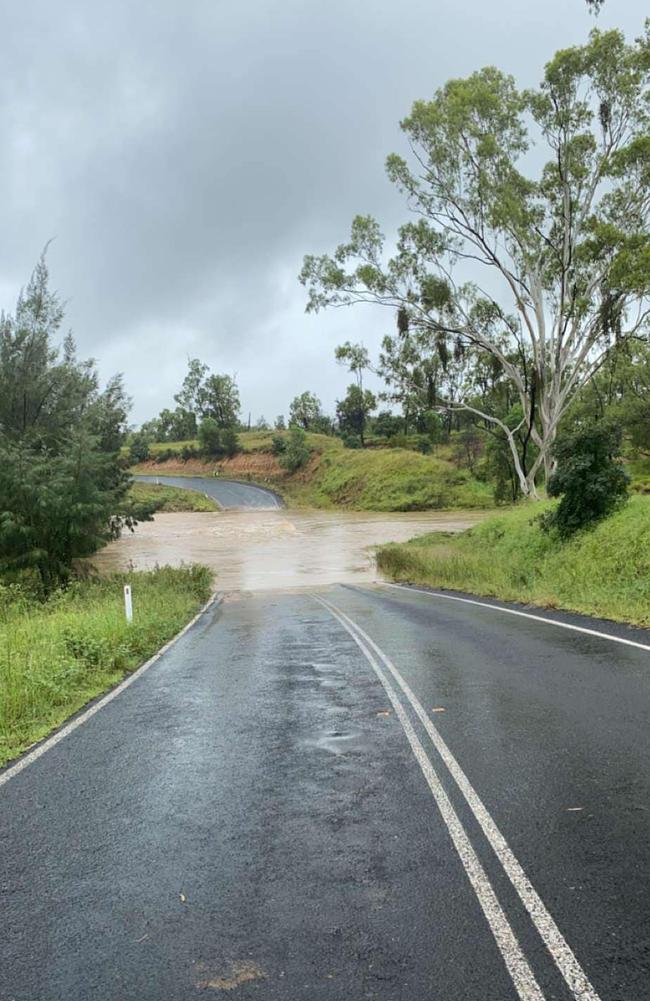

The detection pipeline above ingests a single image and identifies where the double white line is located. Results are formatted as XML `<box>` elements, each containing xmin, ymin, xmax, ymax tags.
<box><xmin>315</xmin><ymin>595</ymin><xmax>601</xmax><ymax>1001</ymax></box>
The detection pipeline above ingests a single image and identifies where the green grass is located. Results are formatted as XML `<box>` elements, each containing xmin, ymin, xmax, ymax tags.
<box><xmin>283</xmin><ymin>444</ymin><xmax>494</xmax><ymax>510</ymax></box>
<box><xmin>627</xmin><ymin>456</ymin><xmax>650</xmax><ymax>494</ymax></box>
<box><xmin>377</xmin><ymin>496</ymin><xmax>650</xmax><ymax>626</ymax></box>
<box><xmin>130</xmin><ymin>431</ymin><xmax>494</xmax><ymax>511</ymax></box>
<box><xmin>0</xmin><ymin>565</ymin><xmax>213</xmax><ymax>766</ymax></box>
<box><xmin>128</xmin><ymin>480</ymin><xmax>220</xmax><ymax>513</ymax></box>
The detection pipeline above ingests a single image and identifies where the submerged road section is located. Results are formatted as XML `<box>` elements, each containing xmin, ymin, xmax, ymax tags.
<box><xmin>2</xmin><ymin>584</ymin><xmax>650</xmax><ymax>999</ymax></box>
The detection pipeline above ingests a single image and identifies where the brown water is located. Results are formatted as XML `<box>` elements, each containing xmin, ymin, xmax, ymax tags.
<box><xmin>93</xmin><ymin>509</ymin><xmax>484</xmax><ymax>592</ymax></box>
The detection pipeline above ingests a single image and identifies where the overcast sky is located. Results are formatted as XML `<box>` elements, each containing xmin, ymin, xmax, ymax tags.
<box><xmin>1</xmin><ymin>0</ymin><xmax>646</xmax><ymax>424</ymax></box>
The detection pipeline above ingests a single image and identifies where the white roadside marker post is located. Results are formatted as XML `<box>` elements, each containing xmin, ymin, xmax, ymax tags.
<box><xmin>124</xmin><ymin>584</ymin><xmax>133</xmax><ymax>624</ymax></box>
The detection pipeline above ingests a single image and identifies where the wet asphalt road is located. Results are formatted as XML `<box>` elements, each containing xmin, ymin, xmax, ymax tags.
<box><xmin>134</xmin><ymin>475</ymin><xmax>283</xmax><ymax>509</ymax></box>
<box><xmin>2</xmin><ymin>584</ymin><xmax>650</xmax><ymax>1000</ymax></box>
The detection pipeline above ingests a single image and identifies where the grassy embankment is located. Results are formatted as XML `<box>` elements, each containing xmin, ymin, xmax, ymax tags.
<box><xmin>132</xmin><ymin>432</ymin><xmax>495</xmax><ymax>511</ymax></box>
<box><xmin>128</xmin><ymin>480</ymin><xmax>220</xmax><ymax>513</ymax></box>
<box><xmin>377</xmin><ymin>495</ymin><xmax>650</xmax><ymax>627</ymax></box>
<box><xmin>0</xmin><ymin>565</ymin><xmax>213</xmax><ymax>767</ymax></box>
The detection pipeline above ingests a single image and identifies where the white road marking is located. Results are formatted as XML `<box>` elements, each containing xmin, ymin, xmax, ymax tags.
<box><xmin>314</xmin><ymin>595</ymin><xmax>546</xmax><ymax>1001</ymax></box>
<box><xmin>0</xmin><ymin>593</ymin><xmax>222</xmax><ymax>789</ymax></box>
<box><xmin>320</xmin><ymin>595</ymin><xmax>602</xmax><ymax>1001</ymax></box>
<box><xmin>383</xmin><ymin>582</ymin><xmax>650</xmax><ymax>653</ymax></box>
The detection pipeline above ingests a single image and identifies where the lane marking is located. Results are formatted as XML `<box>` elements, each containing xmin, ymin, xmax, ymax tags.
<box><xmin>320</xmin><ymin>595</ymin><xmax>602</xmax><ymax>1001</ymax></box>
<box><xmin>314</xmin><ymin>595</ymin><xmax>546</xmax><ymax>1001</ymax></box>
<box><xmin>382</xmin><ymin>582</ymin><xmax>650</xmax><ymax>653</ymax></box>
<box><xmin>0</xmin><ymin>593</ymin><xmax>222</xmax><ymax>789</ymax></box>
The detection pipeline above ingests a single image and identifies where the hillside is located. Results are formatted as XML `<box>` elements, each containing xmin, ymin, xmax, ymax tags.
<box><xmin>130</xmin><ymin>432</ymin><xmax>495</xmax><ymax>511</ymax></box>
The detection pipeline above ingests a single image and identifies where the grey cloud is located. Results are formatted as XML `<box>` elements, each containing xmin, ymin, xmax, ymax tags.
<box><xmin>1</xmin><ymin>0</ymin><xmax>646</xmax><ymax>421</ymax></box>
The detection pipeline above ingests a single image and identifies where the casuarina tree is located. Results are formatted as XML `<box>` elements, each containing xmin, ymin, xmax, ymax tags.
<box><xmin>0</xmin><ymin>255</ymin><xmax>130</xmax><ymax>589</ymax></box>
<box><xmin>301</xmin><ymin>27</ymin><xmax>650</xmax><ymax>498</ymax></box>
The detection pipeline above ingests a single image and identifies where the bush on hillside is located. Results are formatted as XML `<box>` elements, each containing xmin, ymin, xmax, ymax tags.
<box><xmin>279</xmin><ymin>427</ymin><xmax>311</xmax><ymax>472</ymax></box>
<box><xmin>271</xmin><ymin>433</ymin><xmax>286</xmax><ymax>455</ymax></box>
<box><xmin>543</xmin><ymin>422</ymin><xmax>629</xmax><ymax>538</ymax></box>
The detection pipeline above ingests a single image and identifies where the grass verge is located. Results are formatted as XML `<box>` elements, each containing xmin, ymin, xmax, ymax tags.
<box><xmin>377</xmin><ymin>496</ymin><xmax>650</xmax><ymax>627</ymax></box>
<box><xmin>128</xmin><ymin>480</ymin><xmax>220</xmax><ymax>513</ymax></box>
<box><xmin>0</xmin><ymin>565</ymin><xmax>213</xmax><ymax>767</ymax></box>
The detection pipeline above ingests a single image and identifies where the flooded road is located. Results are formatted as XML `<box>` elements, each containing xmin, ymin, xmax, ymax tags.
<box><xmin>94</xmin><ymin>508</ymin><xmax>483</xmax><ymax>591</ymax></box>
<box><xmin>133</xmin><ymin>474</ymin><xmax>282</xmax><ymax>509</ymax></box>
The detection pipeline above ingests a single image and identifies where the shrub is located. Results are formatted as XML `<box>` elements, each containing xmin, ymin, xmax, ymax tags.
<box><xmin>198</xmin><ymin>418</ymin><xmax>222</xmax><ymax>456</ymax></box>
<box><xmin>279</xmin><ymin>427</ymin><xmax>311</xmax><ymax>472</ymax></box>
<box><xmin>543</xmin><ymin>421</ymin><xmax>629</xmax><ymax>538</ymax></box>
<box><xmin>128</xmin><ymin>431</ymin><xmax>151</xmax><ymax>464</ymax></box>
<box><xmin>221</xmin><ymin>428</ymin><xmax>240</xmax><ymax>458</ymax></box>
<box><xmin>271</xmin><ymin>433</ymin><xmax>287</xmax><ymax>455</ymax></box>
<box><xmin>341</xmin><ymin>433</ymin><xmax>362</xmax><ymax>449</ymax></box>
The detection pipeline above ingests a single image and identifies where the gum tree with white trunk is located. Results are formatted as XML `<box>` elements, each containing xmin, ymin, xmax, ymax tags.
<box><xmin>300</xmin><ymin>27</ymin><xmax>650</xmax><ymax>498</ymax></box>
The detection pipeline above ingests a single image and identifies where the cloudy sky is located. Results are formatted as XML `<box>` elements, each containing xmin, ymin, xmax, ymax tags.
<box><xmin>1</xmin><ymin>0</ymin><xmax>646</xmax><ymax>425</ymax></box>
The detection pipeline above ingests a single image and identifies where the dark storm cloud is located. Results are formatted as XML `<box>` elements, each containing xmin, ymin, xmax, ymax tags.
<box><xmin>1</xmin><ymin>0</ymin><xmax>646</xmax><ymax>422</ymax></box>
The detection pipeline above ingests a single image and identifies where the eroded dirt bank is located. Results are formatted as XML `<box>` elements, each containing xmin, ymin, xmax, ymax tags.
<box><xmin>93</xmin><ymin>509</ymin><xmax>484</xmax><ymax>591</ymax></box>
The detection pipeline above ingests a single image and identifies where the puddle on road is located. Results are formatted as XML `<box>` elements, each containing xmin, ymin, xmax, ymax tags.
<box><xmin>306</xmin><ymin>726</ymin><xmax>364</xmax><ymax>755</ymax></box>
<box><xmin>92</xmin><ymin>509</ymin><xmax>484</xmax><ymax>591</ymax></box>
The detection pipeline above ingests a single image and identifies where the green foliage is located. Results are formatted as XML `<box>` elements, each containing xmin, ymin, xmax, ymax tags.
<box><xmin>373</xmin><ymin>411</ymin><xmax>404</xmax><ymax>438</ymax></box>
<box><xmin>301</xmin><ymin>26</ymin><xmax>650</xmax><ymax>498</ymax></box>
<box><xmin>377</xmin><ymin>496</ymin><xmax>650</xmax><ymax>627</ymax></box>
<box><xmin>198</xmin><ymin>417</ymin><xmax>223</xmax><ymax>456</ymax></box>
<box><xmin>335</xmin><ymin>341</ymin><xmax>371</xmax><ymax>390</ymax></box>
<box><xmin>271</xmin><ymin>433</ymin><xmax>287</xmax><ymax>455</ymax></box>
<box><xmin>336</xmin><ymin>384</ymin><xmax>377</xmax><ymax>445</ymax></box>
<box><xmin>197</xmin><ymin>419</ymin><xmax>240</xmax><ymax>458</ymax></box>
<box><xmin>128</xmin><ymin>431</ymin><xmax>152</xmax><ymax>464</ymax></box>
<box><xmin>0</xmin><ymin>565</ymin><xmax>212</xmax><ymax>764</ymax></box>
<box><xmin>289</xmin><ymin>391</ymin><xmax>324</xmax><ymax>431</ymax></box>
<box><xmin>149</xmin><ymin>407</ymin><xmax>197</xmax><ymax>442</ymax></box>
<box><xmin>175</xmin><ymin>359</ymin><xmax>240</xmax><ymax>428</ymax></box>
<box><xmin>342</xmin><ymin>433</ymin><xmax>362</xmax><ymax>449</ymax></box>
<box><xmin>279</xmin><ymin>426</ymin><xmax>311</xmax><ymax>472</ymax></box>
<box><xmin>565</xmin><ymin>341</ymin><xmax>650</xmax><ymax>457</ymax></box>
<box><xmin>221</xmin><ymin>428</ymin><xmax>240</xmax><ymax>458</ymax></box>
<box><xmin>544</xmin><ymin>422</ymin><xmax>629</xmax><ymax>537</ymax></box>
<box><xmin>0</xmin><ymin>256</ymin><xmax>130</xmax><ymax>590</ymax></box>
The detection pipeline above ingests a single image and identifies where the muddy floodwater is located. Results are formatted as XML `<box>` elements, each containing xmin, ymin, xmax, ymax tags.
<box><xmin>93</xmin><ymin>508</ymin><xmax>484</xmax><ymax>592</ymax></box>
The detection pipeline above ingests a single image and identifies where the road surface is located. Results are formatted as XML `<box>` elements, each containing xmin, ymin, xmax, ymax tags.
<box><xmin>134</xmin><ymin>474</ymin><xmax>283</xmax><ymax>509</ymax></box>
<box><xmin>2</xmin><ymin>583</ymin><xmax>650</xmax><ymax>1000</ymax></box>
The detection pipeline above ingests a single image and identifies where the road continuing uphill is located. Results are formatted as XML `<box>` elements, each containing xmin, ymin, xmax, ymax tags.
<box><xmin>134</xmin><ymin>473</ymin><xmax>283</xmax><ymax>509</ymax></box>
<box><xmin>2</xmin><ymin>582</ymin><xmax>650</xmax><ymax>1000</ymax></box>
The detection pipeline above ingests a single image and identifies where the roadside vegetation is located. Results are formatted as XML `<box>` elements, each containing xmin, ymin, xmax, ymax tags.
<box><xmin>0</xmin><ymin>261</ymin><xmax>216</xmax><ymax>765</ymax></box>
<box><xmin>131</xmin><ymin>431</ymin><xmax>494</xmax><ymax>510</ymax></box>
<box><xmin>0</xmin><ymin>565</ymin><xmax>213</xmax><ymax>767</ymax></box>
<box><xmin>377</xmin><ymin>496</ymin><xmax>650</xmax><ymax>628</ymax></box>
<box><xmin>378</xmin><ymin>418</ymin><xmax>650</xmax><ymax>626</ymax></box>
<box><xmin>126</xmin><ymin>481</ymin><xmax>219</xmax><ymax>515</ymax></box>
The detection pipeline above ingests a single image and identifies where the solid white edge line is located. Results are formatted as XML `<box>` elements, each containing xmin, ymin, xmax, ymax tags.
<box><xmin>383</xmin><ymin>582</ymin><xmax>650</xmax><ymax>653</ymax></box>
<box><xmin>314</xmin><ymin>595</ymin><xmax>546</xmax><ymax>1001</ymax></box>
<box><xmin>324</xmin><ymin>597</ymin><xmax>602</xmax><ymax>1001</ymax></box>
<box><xmin>0</xmin><ymin>591</ymin><xmax>222</xmax><ymax>789</ymax></box>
